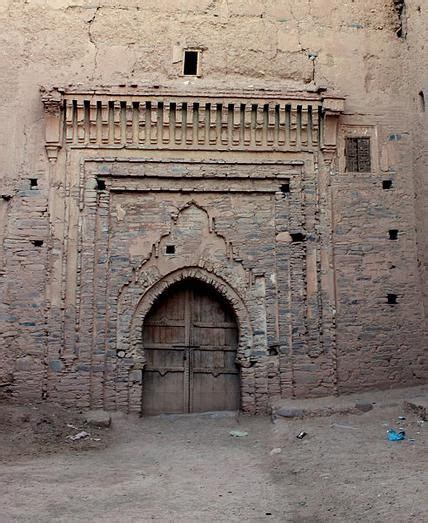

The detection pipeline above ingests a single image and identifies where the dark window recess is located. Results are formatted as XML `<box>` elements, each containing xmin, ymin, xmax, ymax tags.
<box><xmin>387</xmin><ymin>294</ymin><xmax>398</xmax><ymax>305</ymax></box>
<box><xmin>290</xmin><ymin>233</ymin><xmax>306</xmax><ymax>242</ymax></box>
<box><xmin>345</xmin><ymin>137</ymin><xmax>371</xmax><ymax>172</ymax></box>
<box><xmin>32</xmin><ymin>240</ymin><xmax>43</xmax><ymax>247</ymax></box>
<box><xmin>30</xmin><ymin>178</ymin><xmax>38</xmax><ymax>189</ymax></box>
<box><xmin>389</xmin><ymin>229</ymin><xmax>399</xmax><ymax>240</ymax></box>
<box><xmin>166</xmin><ymin>245</ymin><xmax>176</xmax><ymax>254</ymax></box>
<box><xmin>280</xmin><ymin>183</ymin><xmax>290</xmax><ymax>194</ymax></box>
<box><xmin>383</xmin><ymin>180</ymin><xmax>393</xmax><ymax>190</ymax></box>
<box><xmin>183</xmin><ymin>50</ymin><xmax>199</xmax><ymax>76</ymax></box>
<box><xmin>96</xmin><ymin>179</ymin><xmax>106</xmax><ymax>191</ymax></box>
<box><xmin>419</xmin><ymin>91</ymin><xmax>426</xmax><ymax>113</ymax></box>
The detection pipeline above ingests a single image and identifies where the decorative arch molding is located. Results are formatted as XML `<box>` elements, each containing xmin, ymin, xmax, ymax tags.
<box><xmin>128</xmin><ymin>266</ymin><xmax>253</xmax><ymax>368</ymax></box>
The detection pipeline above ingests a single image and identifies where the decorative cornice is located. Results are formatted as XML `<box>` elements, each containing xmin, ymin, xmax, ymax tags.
<box><xmin>41</xmin><ymin>86</ymin><xmax>345</xmax><ymax>159</ymax></box>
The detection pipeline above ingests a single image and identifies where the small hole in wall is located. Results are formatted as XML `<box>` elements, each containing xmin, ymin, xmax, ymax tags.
<box><xmin>387</xmin><ymin>294</ymin><xmax>398</xmax><ymax>305</ymax></box>
<box><xmin>383</xmin><ymin>180</ymin><xmax>393</xmax><ymax>190</ymax></box>
<box><xmin>389</xmin><ymin>229</ymin><xmax>399</xmax><ymax>240</ymax></box>
<box><xmin>183</xmin><ymin>50</ymin><xmax>199</xmax><ymax>76</ymax></box>
<box><xmin>280</xmin><ymin>183</ymin><xmax>290</xmax><ymax>194</ymax></box>
<box><xmin>30</xmin><ymin>178</ymin><xmax>38</xmax><ymax>189</ymax></box>
<box><xmin>96</xmin><ymin>179</ymin><xmax>106</xmax><ymax>191</ymax></box>
<box><xmin>290</xmin><ymin>233</ymin><xmax>306</xmax><ymax>242</ymax></box>
<box><xmin>268</xmin><ymin>345</ymin><xmax>279</xmax><ymax>356</ymax></box>
<box><xmin>32</xmin><ymin>240</ymin><xmax>44</xmax><ymax>247</ymax></box>
<box><xmin>166</xmin><ymin>245</ymin><xmax>176</xmax><ymax>254</ymax></box>
<box><xmin>419</xmin><ymin>91</ymin><xmax>426</xmax><ymax>112</ymax></box>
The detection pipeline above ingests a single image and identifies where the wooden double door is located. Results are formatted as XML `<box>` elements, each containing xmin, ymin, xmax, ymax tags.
<box><xmin>142</xmin><ymin>280</ymin><xmax>240</xmax><ymax>415</ymax></box>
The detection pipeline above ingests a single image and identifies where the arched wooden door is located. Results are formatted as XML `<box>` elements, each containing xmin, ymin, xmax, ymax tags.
<box><xmin>142</xmin><ymin>279</ymin><xmax>240</xmax><ymax>415</ymax></box>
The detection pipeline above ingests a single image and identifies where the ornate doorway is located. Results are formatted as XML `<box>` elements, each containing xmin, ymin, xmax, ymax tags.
<box><xmin>142</xmin><ymin>279</ymin><xmax>240</xmax><ymax>414</ymax></box>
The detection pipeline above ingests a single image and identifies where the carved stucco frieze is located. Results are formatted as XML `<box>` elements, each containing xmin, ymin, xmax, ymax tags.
<box><xmin>41</xmin><ymin>86</ymin><xmax>345</xmax><ymax>160</ymax></box>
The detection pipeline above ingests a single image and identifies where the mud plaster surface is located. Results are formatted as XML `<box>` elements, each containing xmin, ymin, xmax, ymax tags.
<box><xmin>0</xmin><ymin>402</ymin><xmax>426</xmax><ymax>522</ymax></box>
<box><xmin>0</xmin><ymin>0</ymin><xmax>427</xmax><ymax>410</ymax></box>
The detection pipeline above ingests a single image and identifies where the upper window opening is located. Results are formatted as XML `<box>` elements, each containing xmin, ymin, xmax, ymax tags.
<box><xmin>419</xmin><ymin>91</ymin><xmax>426</xmax><ymax>113</ymax></box>
<box><xmin>183</xmin><ymin>50</ymin><xmax>199</xmax><ymax>76</ymax></box>
<box><xmin>345</xmin><ymin>137</ymin><xmax>371</xmax><ymax>173</ymax></box>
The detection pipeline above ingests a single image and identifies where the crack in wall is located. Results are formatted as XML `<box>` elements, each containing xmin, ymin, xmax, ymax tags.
<box><xmin>87</xmin><ymin>6</ymin><xmax>100</xmax><ymax>80</ymax></box>
<box><xmin>393</xmin><ymin>0</ymin><xmax>407</xmax><ymax>38</ymax></box>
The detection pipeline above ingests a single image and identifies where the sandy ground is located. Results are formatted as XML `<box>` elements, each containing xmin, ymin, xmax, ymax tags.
<box><xmin>0</xmin><ymin>398</ymin><xmax>427</xmax><ymax>522</ymax></box>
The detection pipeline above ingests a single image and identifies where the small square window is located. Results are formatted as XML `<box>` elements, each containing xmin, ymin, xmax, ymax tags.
<box><xmin>345</xmin><ymin>137</ymin><xmax>371</xmax><ymax>173</ymax></box>
<box><xmin>166</xmin><ymin>245</ymin><xmax>176</xmax><ymax>255</ymax></box>
<box><xmin>280</xmin><ymin>182</ymin><xmax>290</xmax><ymax>194</ymax></box>
<box><xmin>387</xmin><ymin>293</ymin><xmax>398</xmax><ymax>305</ymax></box>
<box><xmin>389</xmin><ymin>229</ymin><xmax>399</xmax><ymax>240</ymax></box>
<box><xmin>183</xmin><ymin>50</ymin><xmax>199</xmax><ymax>76</ymax></box>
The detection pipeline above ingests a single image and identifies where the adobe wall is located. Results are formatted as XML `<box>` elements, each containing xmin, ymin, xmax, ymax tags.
<box><xmin>407</xmin><ymin>0</ymin><xmax>428</xmax><ymax>325</ymax></box>
<box><xmin>0</xmin><ymin>0</ymin><xmax>426</xmax><ymax>409</ymax></box>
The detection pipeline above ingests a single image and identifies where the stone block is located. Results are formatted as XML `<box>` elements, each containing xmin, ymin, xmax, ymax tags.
<box><xmin>276</xmin><ymin>407</ymin><xmax>306</xmax><ymax>418</ymax></box>
<box><xmin>355</xmin><ymin>401</ymin><xmax>374</xmax><ymax>412</ymax></box>
<box><xmin>84</xmin><ymin>410</ymin><xmax>112</xmax><ymax>428</ymax></box>
<box><xmin>402</xmin><ymin>399</ymin><xmax>428</xmax><ymax>421</ymax></box>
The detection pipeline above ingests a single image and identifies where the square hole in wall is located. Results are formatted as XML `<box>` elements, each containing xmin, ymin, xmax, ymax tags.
<box><xmin>166</xmin><ymin>245</ymin><xmax>176</xmax><ymax>255</ymax></box>
<box><xmin>290</xmin><ymin>233</ymin><xmax>306</xmax><ymax>243</ymax></box>
<box><xmin>32</xmin><ymin>240</ymin><xmax>43</xmax><ymax>247</ymax></box>
<box><xmin>183</xmin><ymin>50</ymin><xmax>200</xmax><ymax>76</ymax></box>
<box><xmin>30</xmin><ymin>178</ymin><xmax>38</xmax><ymax>189</ymax></box>
<box><xmin>280</xmin><ymin>182</ymin><xmax>290</xmax><ymax>194</ymax></box>
<box><xmin>389</xmin><ymin>229</ymin><xmax>399</xmax><ymax>240</ymax></box>
<box><xmin>383</xmin><ymin>180</ymin><xmax>393</xmax><ymax>190</ymax></box>
<box><xmin>387</xmin><ymin>293</ymin><xmax>398</xmax><ymax>305</ymax></box>
<box><xmin>96</xmin><ymin>179</ymin><xmax>106</xmax><ymax>191</ymax></box>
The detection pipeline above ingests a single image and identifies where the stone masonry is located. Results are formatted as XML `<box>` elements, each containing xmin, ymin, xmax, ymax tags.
<box><xmin>0</xmin><ymin>1</ymin><xmax>427</xmax><ymax>414</ymax></box>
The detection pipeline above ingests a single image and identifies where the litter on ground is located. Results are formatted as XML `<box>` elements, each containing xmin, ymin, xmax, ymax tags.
<box><xmin>229</xmin><ymin>430</ymin><xmax>248</xmax><ymax>438</ymax></box>
<box><xmin>66</xmin><ymin>431</ymin><xmax>90</xmax><ymax>441</ymax></box>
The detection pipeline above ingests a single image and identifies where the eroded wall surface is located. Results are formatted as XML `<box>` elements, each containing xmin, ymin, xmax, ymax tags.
<box><xmin>0</xmin><ymin>0</ymin><xmax>426</xmax><ymax>409</ymax></box>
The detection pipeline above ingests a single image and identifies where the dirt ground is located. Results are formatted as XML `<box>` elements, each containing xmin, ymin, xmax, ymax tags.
<box><xmin>0</xmin><ymin>396</ymin><xmax>427</xmax><ymax>522</ymax></box>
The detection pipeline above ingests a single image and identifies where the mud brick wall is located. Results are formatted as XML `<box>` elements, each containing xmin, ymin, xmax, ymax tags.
<box><xmin>0</xmin><ymin>0</ymin><xmax>427</xmax><ymax>410</ymax></box>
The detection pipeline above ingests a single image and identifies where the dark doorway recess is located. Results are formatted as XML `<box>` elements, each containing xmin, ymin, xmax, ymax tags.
<box><xmin>142</xmin><ymin>279</ymin><xmax>240</xmax><ymax>415</ymax></box>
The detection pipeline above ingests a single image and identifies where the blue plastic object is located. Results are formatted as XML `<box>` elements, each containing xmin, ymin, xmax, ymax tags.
<box><xmin>387</xmin><ymin>429</ymin><xmax>406</xmax><ymax>441</ymax></box>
